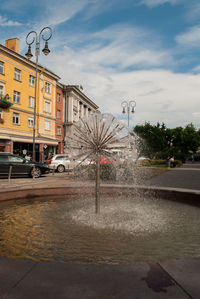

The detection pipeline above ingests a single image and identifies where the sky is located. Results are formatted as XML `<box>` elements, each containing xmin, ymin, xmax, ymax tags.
<box><xmin>0</xmin><ymin>0</ymin><xmax>200</xmax><ymax>129</ymax></box>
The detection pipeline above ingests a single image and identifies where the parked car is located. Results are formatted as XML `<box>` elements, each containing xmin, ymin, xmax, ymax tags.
<box><xmin>0</xmin><ymin>153</ymin><xmax>50</xmax><ymax>178</ymax></box>
<box><xmin>48</xmin><ymin>154</ymin><xmax>76</xmax><ymax>173</ymax></box>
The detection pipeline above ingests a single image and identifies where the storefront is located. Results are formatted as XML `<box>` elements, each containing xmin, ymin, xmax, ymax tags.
<box><xmin>0</xmin><ymin>138</ymin><xmax>12</xmax><ymax>152</ymax></box>
<box><xmin>0</xmin><ymin>134</ymin><xmax>58</xmax><ymax>162</ymax></box>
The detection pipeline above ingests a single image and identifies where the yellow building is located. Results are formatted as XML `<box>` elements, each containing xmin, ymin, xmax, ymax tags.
<box><xmin>0</xmin><ymin>38</ymin><xmax>60</xmax><ymax>161</ymax></box>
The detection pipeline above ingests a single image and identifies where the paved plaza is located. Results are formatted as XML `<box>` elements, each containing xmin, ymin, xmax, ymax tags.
<box><xmin>0</xmin><ymin>162</ymin><xmax>200</xmax><ymax>298</ymax></box>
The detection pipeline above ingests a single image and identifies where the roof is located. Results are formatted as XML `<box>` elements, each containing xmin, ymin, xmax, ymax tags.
<box><xmin>62</xmin><ymin>84</ymin><xmax>99</xmax><ymax>110</ymax></box>
<box><xmin>0</xmin><ymin>43</ymin><xmax>60</xmax><ymax>81</ymax></box>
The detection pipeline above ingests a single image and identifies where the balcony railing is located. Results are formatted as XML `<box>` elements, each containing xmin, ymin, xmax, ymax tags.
<box><xmin>0</xmin><ymin>94</ymin><xmax>13</xmax><ymax>108</ymax></box>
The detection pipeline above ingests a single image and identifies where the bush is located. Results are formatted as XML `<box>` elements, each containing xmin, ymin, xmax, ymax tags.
<box><xmin>137</xmin><ymin>159</ymin><xmax>182</xmax><ymax>167</ymax></box>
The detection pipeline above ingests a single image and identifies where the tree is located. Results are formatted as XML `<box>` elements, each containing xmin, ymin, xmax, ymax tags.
<box><xmin>134</xmin><ymin>122</ymin><xmax>168</xmax><ymax>158</ymax></box>
<box><xmin>134</xmin><ymin>122</ymin><xmax>200</xmax><ymax>161</ymax></box>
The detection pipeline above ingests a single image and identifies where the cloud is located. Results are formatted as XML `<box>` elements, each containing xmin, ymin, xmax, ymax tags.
<box><xmin>175</xmin><ymin>25</ymin><xmax>200</xmax><ymax>48</ymax></box>
<box><xmin>139</xmin><ymin>0</ymin><xmax>181</xmax><ymax>8</ymax></box>
<box><xmin>43</xmin><ymin>0</ymin><xmax>90</xmax><ymax>26</ymax></box>
<box><xmin>0</xmin><ymin>16</ymin><xmax>22</xmax><ymax>26</ymax></box>
<box><xmin>184</xmin><ymin>1</ymin><xmax>200</xmax><ymax>22</ymax></box>
<box><xmin>39</xmin><ymin>23</ymin><xmax>200</xmax><ymax>128</ymax></box>
<box><xmin>57</xmin><ymin>23</ymin><xmax>174</xmax><ymax>71</ymax></box>
<box><xmin>192</xmin><ymin>112</ymin><xmax>200</xmax><ymax>118</ymax></box>
<box><xmin>0</xmin><ymin>0</ymin><xmax>91</xmax><ymax>28</ymax></box>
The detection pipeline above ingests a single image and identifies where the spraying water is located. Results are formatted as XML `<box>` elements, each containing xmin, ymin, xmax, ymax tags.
<box><xmin>65</xmin><ymin>113</ymin><xmax>139</xmax><ymax>213</ymax></box>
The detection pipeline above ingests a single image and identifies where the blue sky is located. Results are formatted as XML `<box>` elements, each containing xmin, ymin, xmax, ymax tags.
<box><xmin>1</xmin><ymin>0</ymin><xmax>200</xmax><ymax>128</ymax></box>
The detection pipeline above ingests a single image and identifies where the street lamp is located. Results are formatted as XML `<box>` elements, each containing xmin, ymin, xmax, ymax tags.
<box><xmin>121</xmin><ymin>100</ymin><xmax>136</xmax><ymax>128</ymax></box>
<box><xmin>25</xmin><ymin>27</ymin><xmax>52</xmax><ymax>161</ymax></box>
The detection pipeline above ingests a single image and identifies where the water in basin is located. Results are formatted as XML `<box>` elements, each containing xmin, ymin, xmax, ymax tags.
<box><xmin>0</xmin><ymin>194</ymin><xmax>199</xmax><ymax>264</ymax></box>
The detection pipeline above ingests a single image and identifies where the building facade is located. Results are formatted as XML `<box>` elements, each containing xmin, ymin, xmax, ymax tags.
<box><xmin>0</xmin><ymin>38</ymin><xmax>60</xmax><ymax>161</ymax></box>
<box><xmin>62</xmin><ymin>85</ymin><xmax>99</xmax><ymax>152</ymax></box>
<box><xmin>55</xmin><ymin>83</ymin><xmax>64</xmax><ymax>155</ymax></box>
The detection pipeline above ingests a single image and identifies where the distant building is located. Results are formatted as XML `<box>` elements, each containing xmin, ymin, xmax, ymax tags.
<box><xmin>62</xmin><ymin>85</ymin><xmax>99</xmax><ymax>152</ymax></box>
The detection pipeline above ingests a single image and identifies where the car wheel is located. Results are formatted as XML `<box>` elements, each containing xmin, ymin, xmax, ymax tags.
<box><xmin>57</xmin><ymin>165</ymin><xmax>65</xmax><ymax>173</ymax></box>
<box><xmin>31</xmin><ymin>167</ymin><xmax>41</xmax><ymax>178</ymax></box>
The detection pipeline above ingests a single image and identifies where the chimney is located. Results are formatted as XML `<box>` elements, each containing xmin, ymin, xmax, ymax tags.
<box><xmin>5</xmin><ymin>38</ymin><xmax>19</xmax><ymax>53</ymax></box>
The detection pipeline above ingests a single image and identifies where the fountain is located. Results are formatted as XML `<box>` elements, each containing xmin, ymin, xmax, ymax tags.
<box><xmin>65</xmin><ymin>113</ymin><xmax>139</xmax><ymax>214</ymax></box>
<box><xmin>0</xmin><ymin>113</ymin><xmax>200</xmax><ymax>264</ymax></box>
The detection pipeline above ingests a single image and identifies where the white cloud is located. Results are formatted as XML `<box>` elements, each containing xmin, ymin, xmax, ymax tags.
<box><xmin>34</xmin><ymin>0</ymin><xmax>91</xmax><ymax>27</ymax></box>
<box><xmin>0</xmin><ymin>16</ymin><xmax>22</xmax><ymax>26</ymax></box>
<box><xmin>175</xmin><ymin>25</ymin><xmax>200</xmax><ymax>48</ymax></box>
<box><xmin>40</xmin><ymin>24</ymin><xmax>200</xmax><ymax>128</ymax></box>
<box><xmin>56</xmin><ymin>24</ymin><xmax>174</xmax><ymax>71</ymax></box>
<box><xmin>140</xmin><ymin>0</ymin><xmax>181</xmax><ymax>8</ymax></box>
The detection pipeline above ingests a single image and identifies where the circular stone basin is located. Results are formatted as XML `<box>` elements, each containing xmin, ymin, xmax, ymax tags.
<box><xmin>0</xmin><ymin>194</ymin><xmax>200</xmax><ymax>264</ymax></box>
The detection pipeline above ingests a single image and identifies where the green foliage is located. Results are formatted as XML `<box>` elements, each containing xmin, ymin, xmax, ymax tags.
<box><xmin>137</xmin><ymin>159</ymin><xmax>182</xmax><ymax>167</ymax></box>
<box><xmin>134</xmin><ymin>122</ymin><xmax>200</xmax><ymax>161</ymax></box>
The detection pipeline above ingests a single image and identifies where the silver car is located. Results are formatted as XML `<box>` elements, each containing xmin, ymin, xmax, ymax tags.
<box><xmin>48</xmin><ymin>154</ymin><xmax>76</xmax><ymax>173</ymax></box>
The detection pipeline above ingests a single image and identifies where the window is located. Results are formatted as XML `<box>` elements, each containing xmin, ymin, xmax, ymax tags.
<box><xmin>14</xmin><ymin>68</ymin><xmax>21</xmax><ymax>81</ymax></box>
<box><xmin>45</xmin><ymin>120</ymin><xmax>50</xmax><ymax>131</ymax></box>
<box><xmin>0</xmin><ymin>61</ymin><xmax>4</xmax><ymax>74</ymax></box>
<box><xmin>29</xmin><ymin>96</ymin><xmax>34</xmax><ymax>108</ymax></box>
<box><xmin>13</xmin><ymin>112</ymin><xmax>20</xmax><ymax>125</ymax></box>
<box><xmin>44</xmin><ymin>100</ymin><xmax>51</xmax><ymax>113</ymax></box>
<box><xmin>29</xmin><ymin>75</ymin><xmax>35</xmax><ymax>87</ymax></box>
<box><xmin>28</xmin><ymin>117</ymin><xmax>34</xmax><ymax>128</ymax></box>
<box><xmin>0</xmin><ymin>85</ymin><xmax>4</xmax><ymax>96</ymax></box>
<box><xmin>8</xmin><ymin>155</ymin><xmax>24</xmax><ymax>163</ymax></box>
<box><xmin>13</xmin><ymin>91</ymin><xmax>20</xmax><ymax>104</ymax></box>
<box><xmin>0</xmin><ymin>154</ymin><xmax>8</xmax><ymax>162</ymax></box>
<box><xmin>57</xmin><ymin>126</ymin><xmax>61</xmax><ymax>135</ymax></box>
<box><xmin>45</xmin><ymin>82</ymin><xmax>51</xmax><ymax>93</ymax></box>
<box><xmin>57</xmin><ymin>93</ymin><xmax>61</xmax><ymax>103</ymax></box>
<box><xmin>57</xmin><ymin>109</ymin><xmax>61</xmax><ymax>118</ymax></box>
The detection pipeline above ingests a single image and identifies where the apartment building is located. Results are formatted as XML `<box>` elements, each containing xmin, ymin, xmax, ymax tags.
<box><xmin>0</xmin><ymin>38</ymin><xmax>60</xmax><ymax>161</ymax></box>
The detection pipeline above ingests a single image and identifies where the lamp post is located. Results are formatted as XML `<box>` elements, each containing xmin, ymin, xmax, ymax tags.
<box><xmin>25</xmin><ymin>27</ymin><xmax>52</xmax><ymax>162</ymax></box>
<box><xmin>121</xmin><ymin>100</ymin><xmax>136</xmax><ymax>128</ymax></box>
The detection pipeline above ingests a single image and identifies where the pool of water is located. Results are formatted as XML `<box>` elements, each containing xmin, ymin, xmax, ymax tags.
<box><xmin>0</xmin><ymin>195</ymin><xmax>200</xmax><ymax>264</ymax></box>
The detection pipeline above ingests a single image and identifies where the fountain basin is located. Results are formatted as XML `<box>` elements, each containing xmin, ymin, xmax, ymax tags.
<box><xmin>0</xmin><ymin>185</ymin><xmax>200</xmax><ymax>264</ymax></box>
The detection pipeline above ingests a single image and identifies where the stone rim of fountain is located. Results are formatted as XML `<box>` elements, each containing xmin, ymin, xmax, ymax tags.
<box><xmin>0</xmin><ymin>184</ymin><xmax>200</xmax><ymax>206</ymax></box>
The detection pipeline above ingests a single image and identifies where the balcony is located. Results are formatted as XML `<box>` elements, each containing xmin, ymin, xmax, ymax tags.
<box><xmin>0</xmin><ymin>94</ymin><xmax>13</xmax><ymax>109</ymax></box>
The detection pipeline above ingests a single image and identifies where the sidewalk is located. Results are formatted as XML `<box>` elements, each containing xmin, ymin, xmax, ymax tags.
<box><xmin>0</xmin><ymin>255</ymin><xmax>199</xmax><ymax>298</ymax></box>
<box><xmin>146</xmin><ymin>162</ymin><xmax>200</xmax><ymax>190</ymax></box>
